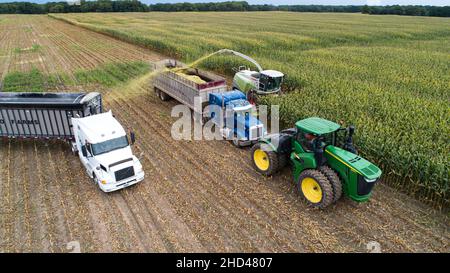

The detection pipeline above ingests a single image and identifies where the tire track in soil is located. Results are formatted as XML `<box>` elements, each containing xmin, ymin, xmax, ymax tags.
<box><xmin>120</xmin><ymin>89</ymin><xmax>450</xmax><ymax>253</ymax></box>
<box><xmin>38</xmin><ymin>141</ymin><xmax>76</xmax><ymax>251</ymax></box>
<box><xmin>58</xmin><ymin>145</ymin><xmax>113</xmax><ymax>252</ymax></box>
<box><xmin>24</xmin><ymin>141</ymin><xmax>51</xmax><ymax>252</ymax></box>
<box><xmin>107</xmin><ymin>90</ymin><xmax>342</xmax><ymax>252</ymax></box>
<box><xmin>12</xmin><ymin>141</ymin><xmax>33</xmax><ymax>252</ymax></box>
<box><xmin>63</xmin><ymin>153</ymin><xmax>127</xmax><ymax>252</ymax></box>
<box><xmin>104</xmin><ymin>96</ymin><xmax>241</xmax><ymax>252</ymax></box>
<box><xmin>0</xmin><ymin>140</ymin><xmax>14</xmax><ymax>252</ymax></box>
<box><xmin>135</xmin><ymin>88</ymin><xmax>450</xmax><ymax>252</ymax></box>
<box><xmin>120</xmin><ymin>91</ymin><xmax>345</xmax><ymax>252</ymax></box>
<box><xmin>47</xmin><ymin>142</ymin><xmax>98</xmax><ymax>252</ymax></box>
<box><xmin>33</xmin><ymin>141</ymin><xmax>59</xmax><ymax>252</ymax></box>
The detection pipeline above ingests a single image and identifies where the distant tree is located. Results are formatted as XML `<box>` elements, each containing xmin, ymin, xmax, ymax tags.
<box><xmin>0</xmin><ymin>1</ymin><xmax>448</xmax><ymax>17</ymax></box>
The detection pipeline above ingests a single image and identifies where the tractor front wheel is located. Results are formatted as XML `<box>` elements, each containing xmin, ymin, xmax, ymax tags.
<box><xmin>251</xmin><ymin>143</ymin><xmax>279</xmax><ymax>176</ymax></box>
<box><xmin>319</xmin><ymin>166</ymin><xmax>342</xmax><ymax>203</ymax></box>
<box><xmin>298</xmin><ymin>169</ymin><xmax>334</xmax><ymax>209</ymax></box>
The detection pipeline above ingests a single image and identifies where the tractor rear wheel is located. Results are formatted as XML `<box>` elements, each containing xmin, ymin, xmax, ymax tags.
<box><xmin>298</xmin><ymin>169</ymin><xmax>334</xmax><ymax>209</ymax></box>
<box><xmin>251</xmin><ymin>143</ymin><xmax>279</xmax><ymax>176</ymax></box>
<box><xmin>319</xmin><ymin>166</ymin><xmax>343</xmax><ymax>203</ymax></box>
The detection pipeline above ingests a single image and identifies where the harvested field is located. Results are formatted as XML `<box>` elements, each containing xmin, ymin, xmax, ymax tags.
<box><xmin>52</xmin><ymin>12</ymin><xmax>450</xmax><ymax>208</ymax></box>
<box><xmin>0</xmin><ymin>15</ymin><xmax>448</xmax><ymax>253</ymax></box>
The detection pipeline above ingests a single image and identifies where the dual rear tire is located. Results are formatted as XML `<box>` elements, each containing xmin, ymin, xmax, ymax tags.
<box><xmin>250</xmin><ymin>142</ymin><xmax>343</xmax><ymax>209</ymax></box>
<box><xmin>154</xmin><ymin>87</ymin><xmax>171</xmax><ymax>101</ymax></box>
<box><xmin>298</xmin><ymin>168</ymin><xmax>342</xmax><ymax>209</ymax></box>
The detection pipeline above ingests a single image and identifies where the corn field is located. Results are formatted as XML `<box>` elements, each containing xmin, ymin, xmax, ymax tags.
<box><xmin>0</xmin><ymin>14</ymin><xmax>448</xmax><ymax>252</ymax></box>
<box><xmin>50</xmin><ymin>12</ymin><xmax>450</xmax><ymax>209</ymax></box>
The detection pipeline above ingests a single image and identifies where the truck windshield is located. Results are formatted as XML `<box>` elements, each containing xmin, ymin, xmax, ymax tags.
<box><xmin>91</xmin><ymin>136</ymin><xmax>129</xmax><ymax>156</ymax></box>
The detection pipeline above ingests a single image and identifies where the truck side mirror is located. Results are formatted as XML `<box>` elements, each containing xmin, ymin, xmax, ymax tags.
<box><xmin>129</xmin><ymin>131</ymin><xmax>136</xmax><ymax>145</ymax></box>
<box><xmin>81</xmin><ymin>145</ymin><xmax>87</xmax><ymax>157</ymax></box>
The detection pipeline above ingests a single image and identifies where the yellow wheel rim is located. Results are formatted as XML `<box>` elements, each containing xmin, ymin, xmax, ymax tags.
<box><xmin>253</xmin><ymin>149</ymin><xmax>270</xmax><ymax>171</ymax></box>
<box><xmin>301</xmin><ymin>177</ymin><xmax>323</xmax><ymax>203</ymax></box>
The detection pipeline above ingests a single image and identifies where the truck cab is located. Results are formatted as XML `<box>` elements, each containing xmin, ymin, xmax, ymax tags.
<box><xmin>71</xmin><ymin>111</ymin><xmax>144</xmax><ymax>192</ymax></box>
<box><xmin>208</xmin><ymin>90</ymin><xmax>265</xmax><ymax>147</ymax></box>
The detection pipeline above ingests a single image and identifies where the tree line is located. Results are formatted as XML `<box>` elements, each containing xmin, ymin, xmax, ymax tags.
<box><xmin>0</xmin><ymin>0</ymin><xmax>149</xmax><ymax>14</ymax></box>
<box><xmin>0</xmin><ymin>1</ymin><xmax>448</xmax><ymax>17</ymax></box>
<box><xmin>361</xmin><ymin>5</ymin><xmax>450</xmax><ymax>17</ymax></box>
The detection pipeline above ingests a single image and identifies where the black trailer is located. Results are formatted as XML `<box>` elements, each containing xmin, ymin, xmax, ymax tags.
<box><xmin>0</xmin><ymin>92</ymin><xmax>102</xmax><ymax>140</ymax></box>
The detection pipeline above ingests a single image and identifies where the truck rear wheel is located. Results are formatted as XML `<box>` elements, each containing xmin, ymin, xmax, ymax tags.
<box><xmin>251</xmin><ymin>143</ymin><xmax>279</xmax><ymax>176</ymax></box>
<box><xmin>298</xmin><ymin>169</ymin><xmax>334</xmax><ymax>209</ymax></box>
<box><xmin>159</xmin><ymin>91</ymin><xmax>171</xmax><ymax>101</ymax></box>
<box><xmin>319</xmin><ymin>166</ymin><xmax>342</xmax><ymax>203</ymax></box>
<box><xmin>154</xmin><ymin>87</ymin><xmax>161</xmax><ymax>97</ymax></box>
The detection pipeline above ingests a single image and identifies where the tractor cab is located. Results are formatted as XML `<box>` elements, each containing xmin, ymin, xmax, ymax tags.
<box><xmin>258</xmin><ymin>70</ymin><xmax>284</xmax><ymax>93</ymax></box>
<box><xmin>295</xmin><ymin>117</ymin><xmax>358</xmax><ymax>155</ymax></box>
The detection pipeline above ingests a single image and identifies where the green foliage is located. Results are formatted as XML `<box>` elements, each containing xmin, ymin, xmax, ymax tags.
<box><xmin>2</xmin><ymin>61</ymin><xmax>150</xmax><ymax>92</ymax></box>
<box><xmin>3</xmin><ymin>68</ymin><xmax>45</xmax><ymax>92</ymax></box>
<box><xmin>54</xmin><ymin>12</ymin><xmax>450</xmax><ymax>208</ymax></box>
<box><xmin>0</xmin><ymin>1</ymin><xmax>149</xmax><ymax>14</ymax></box>
<box><xmin>362</xmin><ymin>5</ymin><xmax>450</xmax><ymax>17</ymax></box>
<box><xmin>74</xmin><ymin>61</ymin><xmax>150</xmax><ymax>87</ymax></box>
<box><xmin>14</xmin><ymin>44</ymin><xmax>41</xmax><ymax>54</ymax></box>
<box><xmin>0</xmin><ymin>1</ymin><xmax>448</xmax><ymax>17</ymax></box>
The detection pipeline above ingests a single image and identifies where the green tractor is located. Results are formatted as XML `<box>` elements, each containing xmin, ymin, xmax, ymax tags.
<box><xmin>251</xmin><ymin>117</ymin><xmax>382</xmax><ymax>208</ymax></box>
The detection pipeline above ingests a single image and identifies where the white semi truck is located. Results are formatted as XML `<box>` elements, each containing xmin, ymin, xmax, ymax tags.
<box><xmin>0</xmin><ymin>92</ymin><xmax>144</xmax><ymax>192</ymax></box>
<box><xmin>72</xmin><ymin>111</ymin><xmax>144</xmax><ymax>192</ymax></box>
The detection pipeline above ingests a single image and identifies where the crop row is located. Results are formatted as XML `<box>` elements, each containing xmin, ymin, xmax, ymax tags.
<box><xmin>50</xmin><ymin>12</ymin><xmax>450</xmax><ymax>209</ymax></box>
<box><xmin>1</xmin><ymin>61</ymin><xmax>150</xmax><ymax>92</ymax></box>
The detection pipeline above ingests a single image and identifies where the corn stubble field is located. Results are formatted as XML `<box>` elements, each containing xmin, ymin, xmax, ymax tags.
<box><xmin>0</xmin><ymin>13</ymin><xmax>448</xmax><ymax>253</ymax></box>
<box><xmin>53</xmin><ymin>12</ymin><xmax>450</xmax><ymax>209</ymax></box>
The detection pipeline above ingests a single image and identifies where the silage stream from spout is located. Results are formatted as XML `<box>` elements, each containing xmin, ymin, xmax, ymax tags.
<box><xmin>113</xmin><ymin>51</ymin><xmax>223</xmax><ymax>96</ymax></box>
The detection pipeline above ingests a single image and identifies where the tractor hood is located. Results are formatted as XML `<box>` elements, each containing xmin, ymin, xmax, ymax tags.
<box><xmin>325</xmin><ymin>146</ymin><xmax>382</xmax><ymax>180</ymax></box>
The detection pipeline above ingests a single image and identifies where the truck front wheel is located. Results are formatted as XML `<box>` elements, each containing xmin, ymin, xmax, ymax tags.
<box><xmin>251</xmin><ymin>143</ymin><xmax>279</xmax><ymax>176</ymax></box>
<box><xmin>298</xmin><ymin>169</ymin><xmax>334</xmax><ymax>209</ymax></box>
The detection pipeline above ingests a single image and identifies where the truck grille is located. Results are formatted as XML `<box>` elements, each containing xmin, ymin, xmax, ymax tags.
<box><xmin>115</xmin><ymin>166</ymin><xmax>135</xmax><ymax>182</ymax></box>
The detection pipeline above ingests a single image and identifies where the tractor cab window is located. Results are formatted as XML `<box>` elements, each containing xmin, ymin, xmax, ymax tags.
<box><xmin>267</xmin><ymin>76</ymin><xmax>282</xmax><ymax>91</ymax></box>
<box><xmin>322</xmin><ymin>132</ymin><xmax>336</xmax><ymax>146</ymax></box>
<box><xmin>297</xmin><ymin>132</ymin><xmax>316</xmax><ymax>152</ymax></box>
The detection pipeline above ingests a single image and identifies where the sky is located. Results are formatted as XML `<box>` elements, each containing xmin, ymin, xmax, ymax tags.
<box><xmin>0</xmin><ymin>0</ymin><xmax>448</xmax><ymax>5</ymax></box>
